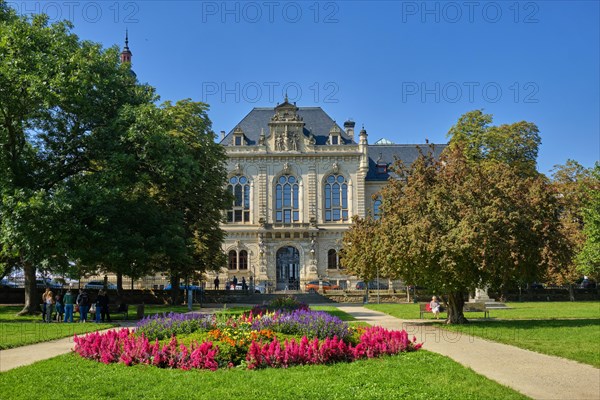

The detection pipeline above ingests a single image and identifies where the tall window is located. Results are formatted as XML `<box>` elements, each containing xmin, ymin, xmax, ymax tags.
<box><xmin>228</xmin><ymin>250</ymin><xmax>237</xmax><ymax>270</ymax></box>
<box><xmin>324</xmin><ymin>174</ymin><xmax>348</xmax><ymax>221</ymax></box>
<box><xmin>227</xmin><ymin>176</ymin><xmax>250</xmax><ymax>223</ymax></box>
<box><xmin>373</xmin><ymin>197</ymin><xmax>382</xmax><ymax>220</ymax></box>
<box><xmin>275</xmin><ymin>175</ymin><xmax>299</xmax><ymax>223</ymax></box>
<box><xmin>328</xmin><ymin>249</ymin><xmax>338</xmax><ymax>269</ymax></box>
<box><xmin>239</xmin><ymin>250</ymin><xmax>248</xmax><ymax>270</ymax></box>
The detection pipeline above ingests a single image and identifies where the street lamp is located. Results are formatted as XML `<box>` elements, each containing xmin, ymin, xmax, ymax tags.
<box><xmin>376</xmin><ymin>264</ymin><xmax>380</xmax><ymax>304</ymax></box>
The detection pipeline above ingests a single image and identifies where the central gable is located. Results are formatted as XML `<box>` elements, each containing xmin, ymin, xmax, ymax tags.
<box><xmin>220</xmin><ymin>104</ymin><xmax>354</xmax><ymax>148</ymax></box>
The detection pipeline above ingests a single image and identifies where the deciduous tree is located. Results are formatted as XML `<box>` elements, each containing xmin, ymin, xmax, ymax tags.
<box><xmin>548</xmin><ymin>160</ymin><xmax>594</xmax><ymax>299</ymax></box>
<box><xmin>0</xmin><ymin>6</ymin><xmax>149</xmax><ymax>314</ymax></box>
<box><xmin>377</xmin><ymin>145</ymin><xmax>565</xmax><ymax>323</ymax></box>
<box><xmin>577</xmin><ymin>163</ymin><xmax>600</xmax><ymax>281</ymax></box>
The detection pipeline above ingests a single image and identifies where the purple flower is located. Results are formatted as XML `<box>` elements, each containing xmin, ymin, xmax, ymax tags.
<box><xmin>136</xmin><ymin>312</ymin><xmax>214</xmax><ymax>340</ymax></box>
<box><xmin>251</xmin><ymin>309</ymin><xmax>350</xmax><ymax>340</ymax></box>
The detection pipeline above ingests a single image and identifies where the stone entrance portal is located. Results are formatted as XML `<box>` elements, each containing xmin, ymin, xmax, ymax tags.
<box><xmin>276</xmin><ymin>246</ymin><xmax>300</xmax><ymax>290</ymax></box>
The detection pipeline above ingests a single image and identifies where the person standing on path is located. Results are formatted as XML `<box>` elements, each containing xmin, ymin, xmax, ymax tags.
<box><xmin>214</xmin><ymin>276</ymin><xmax>220</xmax><ymax>290</ymax></box>
<box><xmin>41</xmin><ymin>288</ymin><xmax>50</xmax><ymax>322</ymax></box>
<box><xmin>76</xmin><ymin>289</ymin><xmax>89</xmax><ymax>323</ymax></box>
<box><xmin>63</xmin><ymin>289</ymin><xmax>74</xmax><ymax>323</ymax></box>
<box><xmin>98</xmin><ymin>290</ymin><xmax>111</xmax><ymax>322</ymax></box>
<box><xmin>44</xmin><ymin>290</ymin><xmax>54</xmax><ymax>323</ymax></box>
<box><xmin>55</xmin><ymin>292</ymin><xmax>64</xmax><ymax>322</ymax></box>
<box><xmin>93</xmin><ymin>291</ymin><xmax>103</xmax><ymax>323</ymax></box>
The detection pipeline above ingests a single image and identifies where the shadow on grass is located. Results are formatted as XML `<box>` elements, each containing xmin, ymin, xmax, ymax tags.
<box><xmin>457</xmin><ymin>318</ymin><xmax>599</xmax><ymax>330</ymax></box>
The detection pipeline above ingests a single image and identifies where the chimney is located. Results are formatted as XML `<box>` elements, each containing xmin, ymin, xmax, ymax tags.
<box><xmin>220</xmin><ymin>130</ymin><xmax>225</xmax><ymax>141</ymax></box>
<box><xmin>344</xmin><ymin>120</ymin><xmax>356</xmax><ymax>141</ymax></box>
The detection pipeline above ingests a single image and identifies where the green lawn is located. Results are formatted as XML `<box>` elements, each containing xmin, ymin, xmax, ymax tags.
<box><xmin>0</xmin><ymin>305</ymin><xmax>118</xmax><ymax>349</ymax></box>
<box><xmin>312</xmin><ymin>305</ymin><xmax>357</xmax><ymax>321</ymax></box>
<box><xmin>0</xmin><ymin>321</ymin><xmax>118</xmax><ymax>349</ymax></box>
<box><xmin>0</xmin><ymin>305</ymin><xmax>43</xmax><ymax>322</ymax></box>
<box><xmin>365</xmin><ymin>301</ymin><xmax>600</xmax><ymax>320</ymax></box>
<box><xmin>0</xmin><ymin>352</ymin><xmax>527</xmax><ymax>400</ymax></box>
<box><xmin>365</xmin><ymin>302</ymin><xmax>600</xmax><ymax>367</ymax></box>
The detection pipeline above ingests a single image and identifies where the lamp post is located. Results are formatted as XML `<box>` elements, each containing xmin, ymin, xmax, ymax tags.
<box><xmin>377</xmin><ymin>264</ymin><xmax>379</xmax><ymax>304</ymax></box>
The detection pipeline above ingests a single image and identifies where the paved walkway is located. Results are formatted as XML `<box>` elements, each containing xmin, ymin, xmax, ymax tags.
<box><xmin>336</xmin><ymin>304</ymin><xmax>600</xmax><ymax>400</ymax></box>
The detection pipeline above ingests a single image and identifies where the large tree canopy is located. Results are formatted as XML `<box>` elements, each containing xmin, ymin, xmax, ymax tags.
<box><xmin>0</xmin><ymin>5</ymin><xmax>229</xmax><ymax>311</ymax></box>
<box><xmin>577</xmin><ymin>163</ymin><xmax>600</xmax><ymax>280</ymax></box>
<box><xmin>0</xmin><ymin>6</ymin><xmax>151</xmax><ymax>313</ymax></box>
<box><xmin>342</xmin><ymin>110</ymin><xmax>566</xmax><ymax>324</ymax></box>
<box><xmin>68</xmin><ymin>100</ymin><xmax>230</xmax><ymax>302</ymax></box>
<box><xmin>376</xmin><ymin>145</ymin><xmax>566</xmax><ymax>323</ymax></box>
<box><xmin>447</xmin><ymin>109</ymin><xmax>541</xmax><ymax>176</ymax></box>
<box><xmin>547</xmin><ymin>160</ymin><xmax>596</xmax><ymax>298</ymax></box>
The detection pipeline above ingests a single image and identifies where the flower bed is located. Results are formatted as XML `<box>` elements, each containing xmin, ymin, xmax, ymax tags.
<box><xmin>73</xmin><ymin>299</ymin><xmax>422</xmax><ymax>371</ymax></box>
<box><xmin>250</xmin><ymin>309</ymin><xmax>351</xmax><ymax>340</ymax></box>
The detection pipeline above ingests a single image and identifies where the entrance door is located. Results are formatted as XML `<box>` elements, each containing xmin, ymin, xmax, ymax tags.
<box><xmin>276</xmin><ymin>246</ymin><xmax>300</xmax><ymax>290</ymax></box>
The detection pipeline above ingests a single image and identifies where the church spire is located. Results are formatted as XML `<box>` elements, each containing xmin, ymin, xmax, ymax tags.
<box><xmin>120</xmin><ymin>29</ymin><xmax>132</xmax><ymax>64</ymax></box>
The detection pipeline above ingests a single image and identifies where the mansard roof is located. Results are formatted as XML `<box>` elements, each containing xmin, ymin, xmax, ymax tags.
<box><xmin>220</xmin><ymin>107</ymin><xmax>354</xmax><ymax>146</ymax></box>
<box><xmin>366</xmin><ymin>144</ymin><xmax>446</xmax><ymax>181</ymax></box>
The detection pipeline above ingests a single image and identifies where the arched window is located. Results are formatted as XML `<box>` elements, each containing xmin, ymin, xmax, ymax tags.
<box><xmin>227</xmin><ymin>176</ymin><xmax>250</xmax><ymax>223</ymax></box>
<box><xmin>239</xmin><ymin>250</ymin><xmax>248</xmax><ymax>270</ymax></box>
<box><xmin>275</xmin><ymin>175</ymin><xmax>299</xmax><ymax>223</ymax></box>
<box><xmin>328</xmin><ymin>249</ymin><xmax>338</xmax><ymax>269</ymax></box>
<box><xmin>228</xmin><ymin>250</ymin><xmax>237</xmax><ymax>270</ymax></box>
<box><xmin>373</xmin><ymin>197</ymin><xmax>382</xmax><ymax>220</ymax></box>
<box><xmin>324</xmin><ymin>174</ymin><xmax>348</xmax><ymax>221</ymax></box>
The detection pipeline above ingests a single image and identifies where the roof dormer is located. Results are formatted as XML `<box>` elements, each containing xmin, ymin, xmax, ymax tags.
<box><xmin>327</xmin><ymin>123</ymin><xmax>342</xmax><ymax>145</ymax></box>
<box><xmin>232</xmin><ymin>126</ymin><xmax>247</xmax><ymax>146</ymax></box>
<box><xmin>376</xmin><ymin>153</ymin><xmax>388</xmax><ymax>174</ymax></box>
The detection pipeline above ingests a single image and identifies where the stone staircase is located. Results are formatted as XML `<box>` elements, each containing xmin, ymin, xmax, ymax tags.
<box><xmin>200</xmin><ymin>291</ymin><xmax>335</xmax><ymax>305</ymax></box>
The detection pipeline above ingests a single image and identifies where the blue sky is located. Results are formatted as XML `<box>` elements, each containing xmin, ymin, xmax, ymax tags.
<box><xmin>11</xmin><ymin>0</ymin><xmax>600</xmax><ymax>174</ymax></box>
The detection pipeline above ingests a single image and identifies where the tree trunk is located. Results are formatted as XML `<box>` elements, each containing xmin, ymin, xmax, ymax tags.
<box><xmin>568</xmin><ymin>283</ymin><xmax>575</xmax><ymax>302</ymax></box>
<box><xmin>446</xmin><ymin>291</ymin><xmax>468</xmax><ymax>324</ymax></box>
<box><xmin>18</xmin><ymin>261</ymin><xmax>40</xmax><ymax>316</ymax></box>
<box><xmin>116</xmin><ymin>272</ymin><xmax>123</xmax><ymax>296</ymax></box>
<box><xmin>169</xmin><ymin>273</ymin><xmax>180</xmax><ymax>305</ymax></box>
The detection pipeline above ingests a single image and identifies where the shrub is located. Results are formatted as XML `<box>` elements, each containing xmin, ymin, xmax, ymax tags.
<box><xmin>249</xmin><ymin>296</ymin><xmax>309</xmax><ymax>315</ymax></box>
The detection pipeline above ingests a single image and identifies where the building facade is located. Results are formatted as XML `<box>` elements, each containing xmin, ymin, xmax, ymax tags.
<box><xmin>217</xmin><ymin>99</ymin><xmax>443</xmax><ymax>291</ymax></box>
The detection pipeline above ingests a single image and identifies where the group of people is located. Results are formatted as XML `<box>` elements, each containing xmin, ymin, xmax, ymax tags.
<box><xmin>41</xmin><ymin>288</ymin><xmax>112</xmax><ymax>323</ymax></box>
<box><xmin>213</xmin><ymin>275</ymin><xmax>249</xmax><ymax>291</ymax></box>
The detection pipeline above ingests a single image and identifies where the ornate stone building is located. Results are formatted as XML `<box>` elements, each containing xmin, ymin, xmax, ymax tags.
<box><xmin>217</xmin><ymin>98</ymin><xmax>444</xmax><ymax>291</ymax></box>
